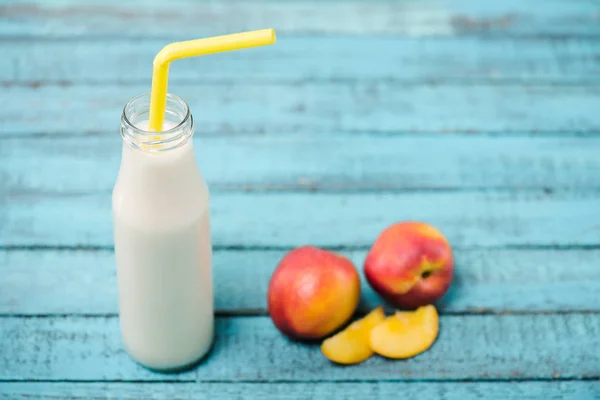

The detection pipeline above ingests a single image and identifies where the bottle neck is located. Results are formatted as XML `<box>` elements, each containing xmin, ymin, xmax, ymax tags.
<box><xmin>117</xmin><ymin>93</ymin><xmax>201</xmax><ymax>202</ymax></box>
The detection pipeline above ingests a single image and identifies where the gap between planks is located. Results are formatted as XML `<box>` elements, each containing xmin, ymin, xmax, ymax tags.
<box><xmin>5</xmin><ymin>79</ymin><xmax>600</xmax><ymax>87</ymax></box>
<box><xmin>0</xmin><ymin>377</ymin><xmax>599</xmax><ymax>384</ymax></box>
<box><xmin>4</xmin><ymin>130</ymin><xmax>600</xmax><ymax>139</ymax></box>
<box><xmin>2</xmin><ymin>244</ymin><xmax>600</xmax><ymax>251</ymax></box>
<box><xmin>2</xmin><ymin>310</ymin><xmax>600</xmax><ymax>319</ymax></box>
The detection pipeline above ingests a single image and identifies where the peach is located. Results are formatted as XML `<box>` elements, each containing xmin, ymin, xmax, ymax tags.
<box><xmin>369</xmin><ymin>304</ymin><xmax>439</xmax><ymax>359</ymax></box>
<box><xmin>321</xmin><ymin>306</ymin><xmax>385</xmax><ymax>365</ymax></box>
<box><xmin>364</xmin><ymin>221</ymin><xmax>453</xmax><ymax>309</ymax></box>
<box><xmin>267</xmin><ymin>246</ymin><xmax>360</xmax><ymax>340</ymax></box>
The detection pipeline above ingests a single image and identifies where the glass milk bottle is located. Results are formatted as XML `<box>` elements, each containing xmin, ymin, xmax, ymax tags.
<box><xmin>112</xmin><ymin>93</ymin><xmax>213</xmax><ymax>371</ymax></box>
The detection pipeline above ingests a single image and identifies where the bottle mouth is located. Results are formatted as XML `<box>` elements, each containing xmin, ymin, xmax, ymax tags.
<box><xmin>121</xmin><ymin>93</ymin><xmax>193</xmax><ymax>152</ymax></box>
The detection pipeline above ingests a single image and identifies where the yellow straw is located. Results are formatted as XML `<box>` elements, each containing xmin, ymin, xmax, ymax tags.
<box><xmin>148</xmin><ymin>28</ymin><xmax>276</xmax><ymax>132</ymax></box>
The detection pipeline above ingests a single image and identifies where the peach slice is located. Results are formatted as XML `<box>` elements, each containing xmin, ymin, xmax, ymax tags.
<box><xmin>369</xmin><ymin>304</ymin><xmax>439</xmax><ymax>359</ymax></box>
<box><xmin>321</xmin><ymin>306</ymin><xmax>386</xmax><ymax>365</ymax></box>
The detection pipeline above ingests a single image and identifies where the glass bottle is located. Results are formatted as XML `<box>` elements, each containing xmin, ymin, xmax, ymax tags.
<box><xmin>112</xmin><ymin>93</ymin><xmax>213</xmax><ymax>371</ymax></box>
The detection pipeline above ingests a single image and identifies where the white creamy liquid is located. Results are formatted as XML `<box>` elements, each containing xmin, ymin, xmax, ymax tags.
<box><xmin>112</xmin><ymin>120</ymin><xmax>213</xmax><ymax>370</ymax></box>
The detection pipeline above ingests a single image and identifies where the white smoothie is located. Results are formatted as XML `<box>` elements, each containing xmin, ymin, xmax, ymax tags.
<box><xmin>112</xmin><ymin>118</ymin><xmax>213</xmax><ymax>371</ymax></box>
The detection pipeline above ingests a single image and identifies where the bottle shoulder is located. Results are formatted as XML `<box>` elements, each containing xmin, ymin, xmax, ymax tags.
<box><xmin>113</xmin><ymin>176</ymin><xmax>209</xmax><ymax>228</ymax></box>
<box><xmin>112</xmin><ymin>142</ymin><xmax>210</xmax><ymax>228</ymax></box>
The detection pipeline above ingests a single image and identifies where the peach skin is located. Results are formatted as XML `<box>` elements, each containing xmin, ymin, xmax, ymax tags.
<box><xmin>364</xmin><ymin>222</ymin><xmax>453</xmax><ymax>309</ymax></box>
<box><xmin>268</xmin><ymin>246</ymin><xmax>361</xmax><ymax>340</ymax></box>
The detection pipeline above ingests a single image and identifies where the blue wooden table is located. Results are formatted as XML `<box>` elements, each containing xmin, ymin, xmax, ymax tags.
<box><xmin>1</xmin><ymin>0</ymin><xmax>600</xmax><ymax>398</ymax></box>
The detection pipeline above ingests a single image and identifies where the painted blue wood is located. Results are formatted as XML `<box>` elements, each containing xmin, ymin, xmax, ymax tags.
<box><xmin>2</xmin><ymin>249</ymin><xmax>600</xmax><ymax>315</ymax></box>
<box><xmin>0</xmin><ymin>0</ymin><xmax>598</xmax><ymax>38</ymax></box>
<box><xmin>4</xmin><ymin>135</ymin><xmax>600</xmax><ymax>195</ymax></box>
<box><xmin>0</xmin><ymin>0</ymin><xmax>597</xmax><ymax>394</ymax></box>
<box><xmin>1</xmin><ymin>381</ymin><xmax>599</xmax><ymax>400</ymax></box>
<box><xmin>2</xmin><ymin>190</ymin><xmax>599</xmax><ymax>248</ymax></box>
<box><xmin>2</xmin><ymin>84</ymin><xmax>600</xmax><ymax>135</ymax></box>
<box><xmin>2</xmin><ymin>37</ymin><xmax>599</xmax><ymax>84</ymax></box>
<box><xmin>1</xmin><ymin>314</ymin><xmax>598</xmax><ymax>381</ymax></box>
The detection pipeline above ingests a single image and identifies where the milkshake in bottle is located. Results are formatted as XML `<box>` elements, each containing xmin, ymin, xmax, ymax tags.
<box><xmin>112</xmin><ymin>29</ymin><xmax>276</xmax><ymax>371</ymax></box>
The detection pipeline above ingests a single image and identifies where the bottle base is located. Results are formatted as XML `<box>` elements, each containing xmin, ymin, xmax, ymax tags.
<box><xmin>122</xmin><ymin>330</ymin><xmax>215</xmax><ymax>373</ymax></box>
<box><xmin>126</xmin><ymin>341</ymin><xmax>214</xmax><ymax>373</ymax></box>
<box><xmin>135</xmin><ymin>350</ymin><xmax>210</xmax><ymax>374</ymax></box>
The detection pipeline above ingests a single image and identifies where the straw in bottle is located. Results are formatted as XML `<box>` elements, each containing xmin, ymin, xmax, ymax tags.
<box><xmin>148</xmin><ymin>29</ymin><xmax>276</xmax><ymax>133</ymax></box>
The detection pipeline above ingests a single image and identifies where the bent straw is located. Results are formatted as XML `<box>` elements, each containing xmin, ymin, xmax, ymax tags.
<box><xmin>148</xmin><ymin>29</ymin><xmax>276</xmax><ymax>132</ymax></box>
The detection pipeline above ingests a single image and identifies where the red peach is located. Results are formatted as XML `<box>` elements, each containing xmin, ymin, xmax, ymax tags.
<box><xmin>364</xmin><ymin>222</ymin><xmax>453</xmax><ymax>309</ymax></box>
<box><xmin>268</xmin><ymin>246</ymin><xmax>361</xmax><ymax>340</ymax></box>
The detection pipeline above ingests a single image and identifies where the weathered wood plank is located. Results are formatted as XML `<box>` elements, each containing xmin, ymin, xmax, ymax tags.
<box><xmin>2</xmin><ymin>84</ymin><xmax>599</xmax><ymax>135</ymax></box>
<box><xmin>1</xmin><ymin>0</ymin><xmax>598</xmax><ymax>38</ymax></box>
<box><xmin>2</xmin><ymin>249</ymin><xmax>600</xmax><ymax>315</ymax></box>
<box><xmin>2</xmin><ymin>191</ymin><xmax>598</xmax><ymax>248</ymax></box>
<box><xmin>1</xmin><ymin>381</ymin><xmax>599</xmax><ymax>400</ymax></box>
<box><xmin>1</xmin><ymin>314</ymin><xmax>598</xmax><ymax>381</ymax></box>
<box><xmin>3</xmin><ymin>135</ymin><xmax>600</xmax><ymax>194</ymax></box>
<box><xmin>3</xmin><ymin>37</ymin><xmax>600</xmax><ymax>84</ymax></box>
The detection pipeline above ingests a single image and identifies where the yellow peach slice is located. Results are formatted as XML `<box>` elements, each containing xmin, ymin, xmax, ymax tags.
<box><xmin>321</xmin><ymin>306</ymin><xmax>386</xmax><ymax>365</ymax></box>
<box><xmin>369</xmin><ymin>304</ymin><xmax>439</xmax><ymax>359</ymax></box>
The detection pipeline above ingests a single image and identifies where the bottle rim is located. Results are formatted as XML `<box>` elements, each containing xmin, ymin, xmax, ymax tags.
<box><xmin>120</xmin><ymin>92</ymin><xmax>193</xmax><ymax>152</ymax></box>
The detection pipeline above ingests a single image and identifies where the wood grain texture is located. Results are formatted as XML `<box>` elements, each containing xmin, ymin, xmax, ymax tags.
<box><xmin>2</xmin><ymin>249</ymin><xmax>600</xmax><ymax>315</ymax></box>
<box><xmin>1</xmin><ymin>381</ymin><xmax>599</xmax><ymax>400</ymax></box>
<box><xmin>0</xmin><ymin>0</ymin><xmax>598</xmax><ymax>395</ymax></box>
<box><xmin>3</xmin><ymin>37</ymin><xmax>600</xmax><ymax>84</ymax></box>
<box><xmin>2</xmin><ymin>84</ymin><xmax>600</xmax><ymax>135</ymax></box>
<box><xmin>1</xmin><ymin>314</ymin><xmax>599</xmax><ymax>381</ymax></box>
<box><xmin>2</xmin><ymin>191</ymin><xmax>599</xmax><ymax>248</ymax></box>
<box><xmin>1</xmin><ymin>0</ymin><xmax>598</xmax><ymax>38</ymax></box>
<box><xmin>3</xmin><ymin>135</ymin><xmax>600</xmax><ymax>195</ymax></box>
